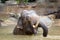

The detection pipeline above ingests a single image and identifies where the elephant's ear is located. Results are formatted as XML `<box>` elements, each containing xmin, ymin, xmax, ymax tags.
<box><xmin>16</xmin><ymin>17</ymin><xmax>23</xmax><ymax>29</ymax></box>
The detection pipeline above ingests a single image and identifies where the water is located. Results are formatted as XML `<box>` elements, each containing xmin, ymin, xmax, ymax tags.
<box><xmin>0</xmin><ymin>23</ymin><xmax>60</xmax><ymax>40</ymax></box>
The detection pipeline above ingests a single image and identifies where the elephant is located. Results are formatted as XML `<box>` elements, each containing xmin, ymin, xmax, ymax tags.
<box><xmin>13</xmin><ymin>16</ymin><xmax>37</xmax><ymax>35</ymax></box>
<box><xmin>13</xmin><ymin>10</ymin><xmax>50</xmax><ymax>37</ymax></box>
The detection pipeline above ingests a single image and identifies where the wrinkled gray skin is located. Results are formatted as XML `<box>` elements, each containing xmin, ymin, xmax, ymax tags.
<box><xmin>13</xmin><ymin>10</ymin><xmax>48</xmax><ymax>37</ymax></box>
<box><xmin>13</xmin><ymin>16</ymin><xmax>36</xmax><ymax>35</ymax></box>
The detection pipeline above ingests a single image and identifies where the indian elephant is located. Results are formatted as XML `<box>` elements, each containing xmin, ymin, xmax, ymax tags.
<box><xmin>13</xmin><ymin>10</ymin><xmax>51</xmax><ymax>37</ymax></box>
<box><xmin>13</xmin><ymin>16</ymin><xmax>37</xmax><ymax>35</ymax></box>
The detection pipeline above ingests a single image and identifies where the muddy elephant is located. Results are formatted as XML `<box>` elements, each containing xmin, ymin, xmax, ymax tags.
<box><xmin>13</xmin><ymin>9</ymin><xmax>49</xmax><ymax>37</ymax></box>
<box><xmin>13</xmin><ymin>16</ymin><xmax>37</xmax><ymax>35</ymax></box>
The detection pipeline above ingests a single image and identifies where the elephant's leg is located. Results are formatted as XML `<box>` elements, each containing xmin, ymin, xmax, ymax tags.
<box><xmin>39</xmin><ymin>23</ymin><xmax>48</xmax><ymax>37</ymax></box>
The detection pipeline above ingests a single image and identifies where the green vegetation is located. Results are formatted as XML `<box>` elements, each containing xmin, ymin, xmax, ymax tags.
<box><xmin>24</xmin><ymin>0</ymin><xmax>28</xmax><ymax>4</ymax></box>
<box><xmin>16</xmin><ymin>0</ymin><xmax>21</xmax><ymax>4</ymax></box>
<box><xmin>16</xmin><ymin>0</ymin><xmax>28</xmax><ymax>4</ymax></box>
<box><xmin>1</xmin><ymin>0</ymin><xmax>8</xmax><ymax>3</ymax></box>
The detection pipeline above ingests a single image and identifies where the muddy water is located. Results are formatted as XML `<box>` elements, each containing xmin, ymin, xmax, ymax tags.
<box><xmin>0</xmin><ymin>22</ymin><xmax>60</xmax><ymax>40</ymax></box>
